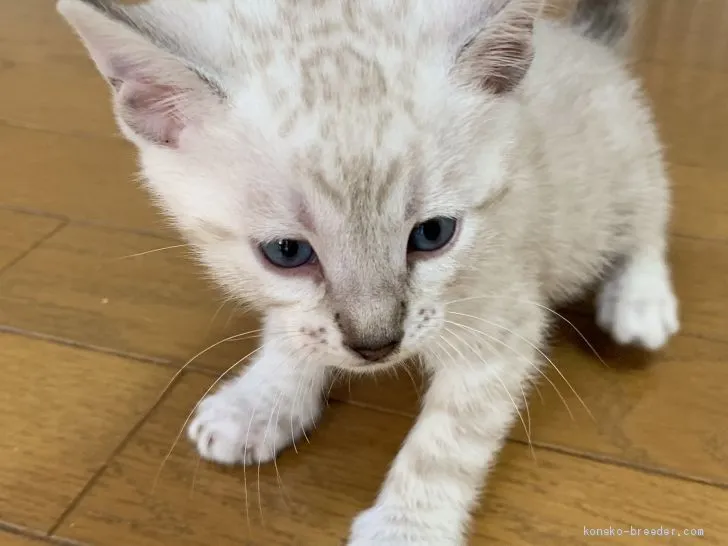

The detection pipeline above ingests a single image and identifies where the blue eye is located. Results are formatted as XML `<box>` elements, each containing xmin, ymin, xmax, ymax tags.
<box><xmin>260</xmin><ymin>239</ymin><xmax>316</xmax><ymax>268</ymax></box>
<box><xmin>408</xmin><ymin>217</ymin><xmax>457</xmax><ymax>252</ymax></box>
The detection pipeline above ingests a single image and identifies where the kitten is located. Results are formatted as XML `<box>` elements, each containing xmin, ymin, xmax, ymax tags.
<box><xmin>58</xmin><ymin>0</ymin><xmax>678</xmax><ymax>543</ymax></box>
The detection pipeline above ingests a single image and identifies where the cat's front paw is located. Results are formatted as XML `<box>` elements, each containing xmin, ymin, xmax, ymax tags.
<box><xmin>347</xmin><ymin>505</ymin><xmax>462</xmax><ymax>546</ymax></box>
<box><xmin>187</xmin><ymin>381</ymin><xmax>318</xmax><ymax>465</ymax></box>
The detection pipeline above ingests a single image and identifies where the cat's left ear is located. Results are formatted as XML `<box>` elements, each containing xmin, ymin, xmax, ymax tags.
<box><xmin>57</xmin><ymin>0</ymin><xmax>225</xmax><ymax>148</ymax></box>
<box><xmin>451</xmin><ymin>0</ymin><xmax>536</xmax><ymax>95</ymax></box>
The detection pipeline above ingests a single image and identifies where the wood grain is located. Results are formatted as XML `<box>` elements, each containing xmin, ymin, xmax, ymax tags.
<box><xmin>671</xmin><ymin>165</ymin><xmax>728</xmax><ymax>242</ymax></box>
<box><xmin>55</xmin><ymin>372</ymin><xmax>728</xmax><ymax>546</ymax></box>
<box><xmin>0</xmin><ymin>210</ymin><xmax>61</xmax><ymax>271</ymax></box>
<box><xmin>0</xmin><ymin>224</ymin><xmax>258</xmax><ymax>369</ymax></box>
<box><xmin>1</xmin><ymin>218</ymin><xmax>724</xmax><ymax>363</ymax></box>
<box><xmin>0</xmin><ymin>124</ymin><xmax>167</xmax><ymax>235</ymax></box>
<box><xmin>0</xmin><ymin>531</ymin><xmax>77</xmax><ymax>546</ymax></box>
<box><xmin>0</xmin><ymin>332</ymin><xmax>174</xmax><ymax>530</ymax></box>
<box><xmin>0</xmin><ymin>0</ymin><xmax>727</xmax><ymax>544</ymax></box>
<box><xmin>1</xmin><ymin>221</ymin><xmax>726</xmax><ymax>489</ymax></box>
<box><xmin>333</xmin><ymin>320</ymin><xmax>728</xmax><ymax>485</ymax></box>
<box><xmin>638</xmin><ymin>61</ymin><xmax>728</xmax><ymax>172</ymax></box>
<box><xmin>0</xmin><ymin>0</ymin><xmax>117</xmax><ymax>138</ymax></box>
<box><xmin>635</xmin><ymin>0</ymin><xmax>728</xmax><ymax>73</ymax></box>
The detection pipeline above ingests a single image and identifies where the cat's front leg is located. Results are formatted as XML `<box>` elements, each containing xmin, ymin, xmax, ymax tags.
<box><xmin>348</xmin><ymin>309</ymin><xmax>544</xmax><ymax>545</ymax></box>
<box><xmin>187</xmin><ymin>339</ymin><xmax>329</xmax><ymax>465</ymax></box>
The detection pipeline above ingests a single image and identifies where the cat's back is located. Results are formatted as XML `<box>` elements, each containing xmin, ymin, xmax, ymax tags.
<box><xmin>525</xmin><ymin>19</ymin><xmax>653</xmax><ymax>149</ymax></box>
<box><xmin>510</xmin><ymin>19</ymin><xmax>667</xmax><ymax>302</ymax></box>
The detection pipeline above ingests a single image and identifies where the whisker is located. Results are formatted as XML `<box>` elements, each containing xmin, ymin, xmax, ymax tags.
<box><xmin>189</xmin><ymin>454</ymin><xmax>202</xmax><ymax>500</ymax></box>
<box><xmin>149</xmin><ymin>330</ymin><xmax>275</xmax><ymax>495</ymax></box>
<box><xmin>449</xmin><ymin>312</ymin><xmax>593</xmax><ymax>421</ymax></box>
<box><xmin>257</xmin><ymin>390</ymin><xmax>285</xmax><ymax>526</ymax></box>
<box><xmin>151</xmin><ymin>327</ymin><xmax>268</xmax><ymax>419</ymax></box>
<box><xmin>206</xmin><ymin>298</ymin><xmax>231</xmax><ymax>332</ymax></box>
<box><xmin>153</xmin><ymin>329</ymin><xmax>303</xmax><ymax>500</ymax></box>
<box><xmin>445</xmin><ymin>318</ymin><xmax>575</xmax><ymax>422</ymax></box>
<box><xmin>531</xmin><ymin>377</ymin><xmax>545</xmax><ymax>405</ymax></box>
<box><xmin>150</xmin><ymin>330</ymin><xmax>283</xmax><ymax>488</ymax></box>
<box><xmin>432</xmin><ymin>337</ymin><xmax>457</xmax><ymax>371</ymax></box>
<box><xmin>292</xmin><ymin>354</ymin><xmax>315</xmax><ymax>446</ymax></box>
<box><xmin>272</xmin><ymin>389</ymin><xmax>290</xmax><ymax>492</ymax></box>
<box><xmin>239</xmin><ymin>340</ymin><xmax>308</xmax><ymax>526</ymax></box>
<box><xmin>445</xmin><ymin>295</ymin><xmax>608</xmax><ymax>369</ymax></box>
<box><xmin>325</xmin><ymin>368</ymin><xmax>344</xmax><ymax>405</ymax></box>
<box><xmin>518</xmin><ymin>381</ymin><xmax>534</xmax><ymax>458</ymax></box>
<box><xmin>442</xmin><ymin>326</ymin><xmax>534</xmax><ymax>459</ymax></box>
<box><xmin>111</xmin><ymin>243</ymin><xmax>189</xmax><ymax>261</ymax></box>
<box><xmin>402</xmin><ymin>362</ymin><xmax>423</xmax><ymax>400</ymax></box>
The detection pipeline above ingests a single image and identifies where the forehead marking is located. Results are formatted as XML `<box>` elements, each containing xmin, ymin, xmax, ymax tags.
<box><xmin>299</xmin><ymin>45</ymin><xmax>387</xmax><ymax>111</ymax></box>
<box><xmin>310</xmin><ymin>167</ymin><xmax>346</xmax><ymax>208</ymax></box>
<box><xmin>375</xmin><ymin>159</ymin><xmax>403</xmax><ymax>212</ymax></box>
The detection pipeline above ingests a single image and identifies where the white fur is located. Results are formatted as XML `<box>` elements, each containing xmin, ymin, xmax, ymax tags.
<box><xmin>58</xmin><ymin>0</ymin><xmax>679</xmax><ymax>543</ymax></box>
<box><xmin>188</xmin><ymin>336</ymin><xmax>327</xmax><ymax>464</ymax></box>
<box><xmin>596</xmin><ymin>250</ymin><xmax>679</xmax><ymax>350</ymax></box>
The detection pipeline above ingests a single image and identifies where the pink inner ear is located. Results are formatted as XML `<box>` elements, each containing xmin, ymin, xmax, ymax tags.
<box><xmin>104</xmin><ymin>53</ymin><xmax>189</xmax><ymax>147</ymax></box>
<box><xmin>118</xmin><ymin>80</ymin><xmax>186</xmax><ymax>147</ymax></box>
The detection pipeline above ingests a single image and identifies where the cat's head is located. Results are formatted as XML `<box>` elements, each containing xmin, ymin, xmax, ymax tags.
<box><xmin>58</xmin><ymin>0</ymin><xmax>535</xmax><ymax>371</ymax></box>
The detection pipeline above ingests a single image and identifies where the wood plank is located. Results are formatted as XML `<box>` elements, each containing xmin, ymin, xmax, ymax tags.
<box><xmin>0</xmin><ymin>531</ymin><xmax>75</xmax><ymax>546</ymax></box>
<box><xmin>1</xmin><ymin>224</ymin><xmax>724</xmax><ymax>367</ymax></box>
<box><xmin>1</xmin><ymin>223</ymin><xmax>724</xmax><ymax>490</ymax></box>
<box><xmin>635</xmin><ymin>0</ymin><xmax>728</xmax><ymax>73</ymax></box>
<box><xmin>331</xmin><ymin>234</ymin><xmax>728</xmax><ymax>485</ymax></box>
<box><xmin>0</xmin><ymin>124</ymin><xmax>168</xmax><ymax>235</ymax></box>
<box><xmin>0</xmin><ymin>210</ymin><xmax>61</xmax><ymax>271</ymax></box>
<box><xmin>334</xmin><ymin>321</ymin><xmax>728</xmax><ymax>485</ymax></box>
<box><xmin>0</xmin><ymin>0</ymin><xmax>89</xmax><ymax>64</ymax></box>
<box><xmin>671</xmin><ymin>164</ymin><xmax>728</xmax><ymax>242</ymax></box>
<box><xmin>670</xmin><ymin>236</ymin><xmax>728</xmax><ymax>342</ymax></box>
<box><xmin>0</xmin><ymin>0</ymin><xmax>118</xmax><ymax>137</ymax></box>
<box><xmin>0</xmin><ymin>332</ymin><xmax>174</xmax><ymax>530</ymax></box>
<box><xmin>0</xmin><ymin>58</ymin><xmax>116</xmax><ymax>139</ymax></box>
<box><xmin>637</xmin><ymin>61</ymin><xmax>728</xmax><ymax>172</ymax></box>
<box><xmin>55</xmin><ymin>372</ymin><xmax>728</xmax><ymax>545</ymax></box>
<box><xmin>511</xmin><ymin>327</ymin><xmax>728</xmax><ymax>485</ymax></box>
<box><xmin>0</xmin><ymin>225</ymin><xmax>257</xmax><ymax>369</ymax></box>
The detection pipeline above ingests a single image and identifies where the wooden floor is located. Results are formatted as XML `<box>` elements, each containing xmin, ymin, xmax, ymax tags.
<box><xmin>1</xmin><ymin>1</ymin><xmax>728</xmax><ymax>544</ymax></box>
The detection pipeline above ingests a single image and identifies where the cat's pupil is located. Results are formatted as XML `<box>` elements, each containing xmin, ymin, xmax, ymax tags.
<box><xmin>279</xmin><ymin>239</ymin><xmax>299</xmax><ymax>258</ymax></box>
<box><xmin>422</xmin><ymin>221</ymin><xmax>441</xmax><ymax>241</ymax></box>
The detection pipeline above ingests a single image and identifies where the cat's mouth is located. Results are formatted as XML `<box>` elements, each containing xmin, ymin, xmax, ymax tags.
<box><xmin>343</xmin><ymin>344</ymin><xmax>410</xmax><ymax>373</ymax></box>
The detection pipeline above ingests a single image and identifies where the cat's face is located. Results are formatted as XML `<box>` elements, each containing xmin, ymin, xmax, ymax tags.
<box><xmin>58</xmin><ymin>0</ymin><xmax>534</xmax><ymax>370</ymax></box>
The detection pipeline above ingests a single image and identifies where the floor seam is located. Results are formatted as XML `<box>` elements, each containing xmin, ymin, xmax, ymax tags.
<box><xmin>0</xmin><ymin>221</ymin><xmax>68</xmax><ymax>278</ymax></box>
<box><xmin>1</xmin><ymin>323</ymin><xmax>727</xmax><ymax>494</ymax></box>
<box><xmin>0</xmin><ymin>119</ymin><xmax>123</xmax><ymax>143</ymax></box>
<box><xmin>2</xmin><ymin>205</ymin><xmax>728</xmax><ymax>248</ymax></box>
<box><xmin>0</xmin><ymin>327</ymin><xmax>235</xmax><ymax>381</ymax></box>
<box><xmin>45</xmin><ymin>371</ymin><xmax>186</xmax><ymax>537</ymax></box>
<box><xmin>0</xmin><ymin>521</ymin><xmax>91</xmax><ymax>546</ymax></box>
<box><xmin>507</xmin><ymin>438</ymin><xmax>728</xmax><ymax>492</ymax></box>
<box><xmin>0</xmin><ymin>326</ymin><xmax>186</xmax><ymax>370</ymax></box>
<box><xmin>342</xmin><ymin>399</ymin><xmax>728</xmax><ymax>492</ymax></box>
<box><xmin>0</xmin><ymin>205</ymin><xmax>178</xmax><ymax>242</ymax></box>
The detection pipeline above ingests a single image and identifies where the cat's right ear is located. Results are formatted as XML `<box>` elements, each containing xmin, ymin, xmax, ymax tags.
<box><xmin>56</xmin><ymin>0</ymin><xmax>225</xmax><ymax>148</ymax></box>
<box><xmin>451</xmin><ymin>0</ymin><xmax>536</xmax><ymax>95</ymax></box>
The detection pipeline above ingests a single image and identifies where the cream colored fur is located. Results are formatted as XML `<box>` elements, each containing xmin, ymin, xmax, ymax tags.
<box><xmin>57</xmin><ymin>0</ymin><xmax>678</xmax><ymax>543</ymax></box>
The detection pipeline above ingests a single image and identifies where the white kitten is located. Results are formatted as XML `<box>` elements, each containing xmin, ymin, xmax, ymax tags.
<box><xmin>58</xmin><ymin>0</ymin><xmax>678</xmax><ymax>543</ymax></box>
